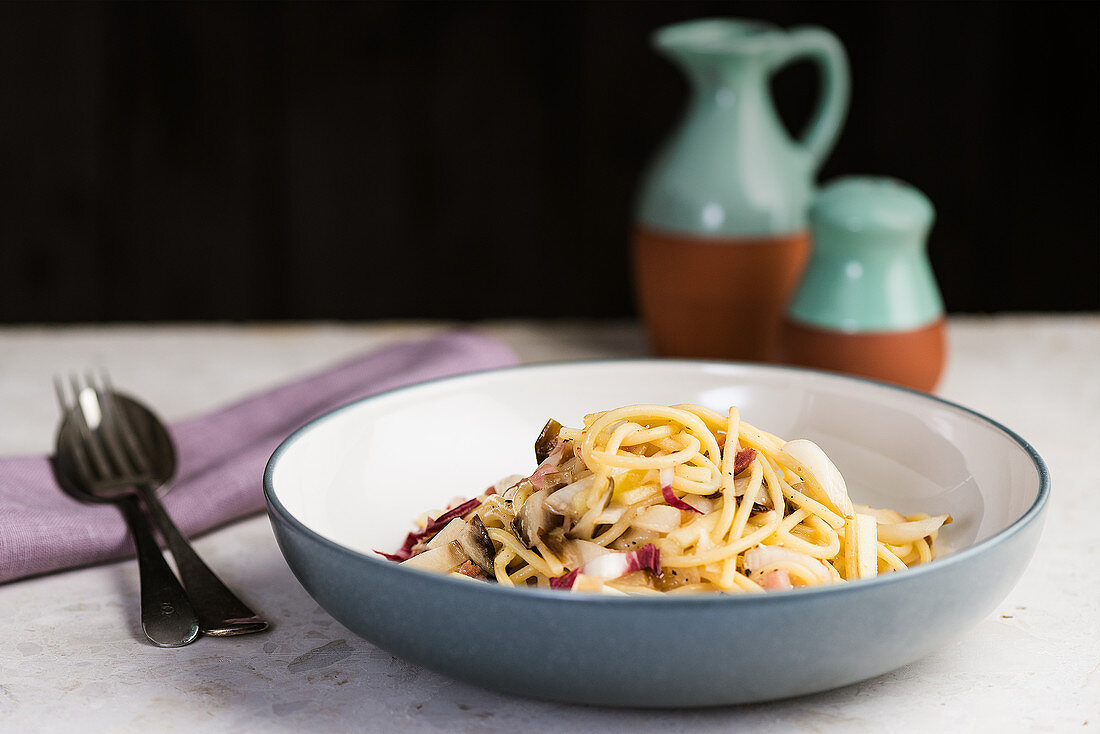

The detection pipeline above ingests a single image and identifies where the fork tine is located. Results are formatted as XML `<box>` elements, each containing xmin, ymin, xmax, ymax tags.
<box><xmin>61</xmin><ymin>417</ymin><xmax>98</xmax><ymax>489</ymax></box>
<box><xmin>68</xmin><ymin>373</ymin><xmax>115</xmax><ymax>482</ymax></box>
<box><xmin>53</xmin><ymin>375</ymin><xmax>73</xmax><ymax>415</ymax></box>
<box><xmin>54</xmin><ymin>375</ymin><xmax>96</xmax><ymax>484</ymax></box>
<box><xmin>90</xmin><ymin>372</ymin><xmax>149</xmax><ymax>476</ymax></box>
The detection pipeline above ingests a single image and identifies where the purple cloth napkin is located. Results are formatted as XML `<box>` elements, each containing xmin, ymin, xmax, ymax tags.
<box><xmin>0</xmin><ymin>331</ymin><xmax>517</xmax><ymax>584</ymax></box>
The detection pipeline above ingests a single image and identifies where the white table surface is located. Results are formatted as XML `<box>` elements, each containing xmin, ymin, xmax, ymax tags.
<box><xmin>1</xmin><ymin>316</ymin><xmax>1097</xmax><ymax>732</ymax></box>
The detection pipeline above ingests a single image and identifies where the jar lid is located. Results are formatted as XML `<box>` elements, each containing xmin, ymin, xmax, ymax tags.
<box><xmin>810</xmin><ymin>177</ymin><xmax>934</xmax><ymax>235</ymax></box>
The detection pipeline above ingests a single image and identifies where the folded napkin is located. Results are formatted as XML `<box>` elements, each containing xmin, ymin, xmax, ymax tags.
<box><xmin>0</xmin><ymin>331</ymin><xmax>517</xmax><ymax>584</ymax></box>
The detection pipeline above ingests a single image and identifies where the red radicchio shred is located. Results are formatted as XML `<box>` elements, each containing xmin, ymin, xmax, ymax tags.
<box><xmin>550</xmin><ymin>569</ymin><xmax>579</xmax><ymax>590</ymax></box>
<box><xmin>733</xmin><ymin>448</ymin><xmax>757</xmax><ymax>475</ymax></box>
<box><xmin>423</xmin><ymin>497</ymin><xmax>482</xmax><ymax>535</ymax></box>
<box><xmin>375</xmin><ymin>530</ymin><xmax>419</xmax><ymax>562</ymax></box>
<box><xmin>377</xmin><ymin>497</ymin><xmax>483</xmax><ymax>563</ymax></box>
<box><xmin>374</xmin><ymin>549</ymin><xmax>407</xmax><ymax>562</ymax></box>
<box><xmin>662</xmin><ymin>484</ymin><xmax>703</xmax><ymax>514</ymax></box>
<box><xmin>627</xmin><ymin>543</ymin><xmax>661</xmax><ymax>575</ymax></box>
<box><xmin>484</xmin><ymin>486</ymin><xmax>497</xmax><ymax>496</ymax></box>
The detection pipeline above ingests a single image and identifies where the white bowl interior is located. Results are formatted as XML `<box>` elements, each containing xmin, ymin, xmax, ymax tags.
<box><xmin>270</xmin><ymin>362</ymin><xmax>1042</xmax><ymax>562</ymax></box>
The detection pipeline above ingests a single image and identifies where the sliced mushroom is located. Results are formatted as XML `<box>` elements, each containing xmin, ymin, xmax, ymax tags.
<box><xmin>456</xmin><ymin>515</ymin><xmax>497</xmax><ymax>574</ymax></box>
<box><xmin>512</xmin><ymin>487</ymin><xmax>553</xmax><ymax>548</ymax></box>
<box><xmin>541</xmin><ymin>525</ymin><xmax>568</xmax><ymax>557</ymax></box>
<box><xmin>534</xmin><ymin>419</ymin><xmax>562</xmax><ymax>463</ymax></box>
<box><xmin>536</xmin><ymin>454</ymin><xmax>584</xmax><ymax>491</ymax></box>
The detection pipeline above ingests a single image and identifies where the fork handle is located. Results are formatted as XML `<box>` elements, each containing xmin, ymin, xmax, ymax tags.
<box><xmin>119</xmin><ymin>495</ymin><xmax>201</xmax><ymax>647</ymax></box>
<box><xmin>137</xmin><ymin>485</ymin><xmax>269</xmax><ymax>636</ymax></box>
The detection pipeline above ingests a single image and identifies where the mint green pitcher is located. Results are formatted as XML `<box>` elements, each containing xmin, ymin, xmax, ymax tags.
<box><xmin>633</xmin><ymin>18</ymin><xmax>850</xmax><ymax>362</ymax></box>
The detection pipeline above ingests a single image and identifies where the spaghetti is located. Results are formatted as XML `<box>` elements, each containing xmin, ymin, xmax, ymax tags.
<box><xmin>382</xmin><ymin>404</ymin><xmax>951</xmax><ymax>594</ymax></box>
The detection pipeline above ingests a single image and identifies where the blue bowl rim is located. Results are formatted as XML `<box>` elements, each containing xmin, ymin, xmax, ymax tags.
<box><xmin>263</xmin><ymin>357</ymin><xmax>1050</xmax><ymax>609</ymax></box>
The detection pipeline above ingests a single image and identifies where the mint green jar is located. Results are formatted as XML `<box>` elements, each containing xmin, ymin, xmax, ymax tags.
<box><xmin>789</xmin><ymin>177</ymin><xmax>943</xmax><ymax>331</ymax></box>
<box><xmin>782</xmin><ymin>177</ymin><xmax>947</xmax><ymax>391</ymax></box>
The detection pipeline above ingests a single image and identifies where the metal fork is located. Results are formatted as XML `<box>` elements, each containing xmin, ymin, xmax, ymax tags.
<box><xmin>53</xmin><ymin>375</ymin><xmax>201</xmax><ymax>647</ymax></box>
<box><xmin>71</xmin><ymin>372</ymin><xmax>269</xmax><ymax>636</ymax></box>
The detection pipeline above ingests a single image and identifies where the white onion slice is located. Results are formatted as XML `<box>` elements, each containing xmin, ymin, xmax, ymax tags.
<box><xmin>845</xmin><ymin>513</ymin><xmax>878</xmax><ymax>579</ymax></box>
<box><xmin>582</xmin><ymin>552</ymin><xmax>633</xmax><ymax>579</ymax></box>
<box><xmin>730</xmin><ymin>475</ymin><xmax>753</xmax><ymax>497</ymax></box>
<box><xmin>743</xmin><ymin>545</ymin><xmax>832</xmax><ymax>585</ymax></box>
<box><xmin>681</xmin><ymin>495</ymin><xmax>715</xmax><ymax>514</ymax></box>
<box><xmin>609</xmin><ymin>527</ymin><xmax>660</xmax><ymax>551</ymax></box>
<box><xmin>491</xmin><ymin>474</ymin><xmax>525</xmax><ymax>494</ymax></box>
<box><xmin>633</xmin><ymin>505</ymin><xmax>681</xmax><ymax>532</ymax></box>
<box><xmin>564</xmin><ymin>539</ymin><xmax>612</xmax><ymax>569</ymax></box>
<box><xmin>571</xmin><ymin>574</ymin><xmax>629</xmax><ymax>595</ymax></box>
<box><xmin>781</xmin><ymin>439</ymin><xmax>854</xmax><ymax>517</ymax></box>
<box><xmin>595</xmin><ymin>505</ymin><xmax>627</xmax><ymax>525</ymax></box>
<box><xmin>400</xmin><ymin>541</ymin><xmax>466</xmax><ymax>573</ymax></box>
<box><xmin>423</xmin><ymin>518</ymin><xmax>467</xmax><ymax>550</ymax></box>
<box><xmin>545</xmin><ymin>475</ymin><xmax>595</xmax><ymax>517</ymax></box>
<box><xmin>877</xmin><ymin>514</ymin><xmax>952</xmax><ymax>545</ymax></box>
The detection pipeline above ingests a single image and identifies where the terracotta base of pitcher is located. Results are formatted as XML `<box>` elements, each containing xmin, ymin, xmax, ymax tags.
<box><xmin>780</xmin><ymin>317</ymin><xmax>947</xmax><ymax>393</ymax></box>
<box><xmin>633</xmin><ymin>226</ymin><xmax>810</xmax><ymax>362</ymax></box>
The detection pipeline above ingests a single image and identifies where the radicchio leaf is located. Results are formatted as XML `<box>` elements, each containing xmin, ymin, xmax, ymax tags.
<box><xmin>662</xmin><ymin>484</ymin><xmax>703</xmax><ymax>514</ymax></box>
<box><xmin>423</xmin><ymin>498</ymin><xmax>481</xmax><ymax>535</ymax></box>
<box><xmin>550</xmin><ymin>569</ymin><xmax>579</xmax><ymax>590</ymax></box>
<box><xmin>733</xmin><ymin>448</ymin><xmax>757</xmax><ymax>475</ymax></box>
<box><xmin>375</xmin><ymin>530</ymin><xmax>419</xmax><ymax>562</ymax></box>
<box><xmin>627</xmin><ymin>543</ymin><xmax>661</xmax><ymax>575</ymax></box>
<box><xmin>377</xmin><ymin>497</ymin><xmax>483</xmax><ymax>562</ymax></box>
<box><xmin>551</xmin><ymin>543</ymin><xmax>661</xmax><ymax>591</ymax></box>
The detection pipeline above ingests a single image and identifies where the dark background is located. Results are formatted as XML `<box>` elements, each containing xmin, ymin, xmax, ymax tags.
<box><xmin>1</xmin><ymin>1</ymin><xmax>1097</xmax><ymax>323</ymax></box>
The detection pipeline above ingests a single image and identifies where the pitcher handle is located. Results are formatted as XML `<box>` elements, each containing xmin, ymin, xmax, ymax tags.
<box><xmin>767</xmin><ymin>26</ymin><xmax>850</xmax><ymax>168</ymax></box>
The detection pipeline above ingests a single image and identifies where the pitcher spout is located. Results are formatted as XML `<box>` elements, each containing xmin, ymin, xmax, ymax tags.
<box><xmin>654</xmin><ymin>18</ymin><xmax>781</xmax><ymax>85</ymax></box>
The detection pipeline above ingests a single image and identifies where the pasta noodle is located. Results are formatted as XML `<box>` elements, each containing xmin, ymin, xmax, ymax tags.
<box><xmin>382</xmin><ymin>404</ymin><xmax>951</xmax><ymax>594</ymax></box>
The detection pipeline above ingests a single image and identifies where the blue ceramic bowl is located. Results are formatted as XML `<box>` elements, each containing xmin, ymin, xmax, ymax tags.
<box><xmin>264</xmin><ymin>361</ymin><xmax>1047</xmax><ymax>707</ymax></box>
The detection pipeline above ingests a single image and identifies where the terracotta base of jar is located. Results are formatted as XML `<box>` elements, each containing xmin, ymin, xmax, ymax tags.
<box><xmin>633</xmin><ymin>226</ymin><xmax>810</xmax><ymax>362</ymax></box>
<box><xmin>780</xmin><ymin>317</ymin><xmax>947</xmax><ymax>393</ymax></box>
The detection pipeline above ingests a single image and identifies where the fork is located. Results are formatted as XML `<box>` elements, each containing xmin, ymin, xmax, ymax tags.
<box><xmin>53</xmin><ymin>375</ymin><xmax>201</xmax><ymax>647</ymax></box>
<box><xmin>70</xmin><ymin>372</ymin><xmax>269</xmax><ymax>636</ymax></box>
